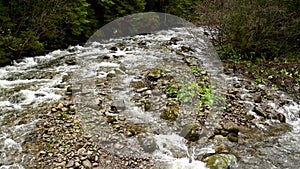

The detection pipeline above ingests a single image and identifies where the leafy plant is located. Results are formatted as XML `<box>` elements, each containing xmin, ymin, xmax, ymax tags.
<box><xmin>255</xmin><ymin>76</ymin><xmax>263</xmax><ymax>83</ymax></box>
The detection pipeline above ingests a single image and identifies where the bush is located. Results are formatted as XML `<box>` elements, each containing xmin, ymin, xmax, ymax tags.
<box><xmin>195</xmin><ymin>0</ymin><xmax>300</xmax><ymax>60</ymax></box>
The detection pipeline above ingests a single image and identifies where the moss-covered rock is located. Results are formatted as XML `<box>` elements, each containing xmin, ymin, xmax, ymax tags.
<box><xmin>147</xmin><ymin>69</ymin><xmax>162</xmax><ymax>81</ymax></box>
<box><xmin>179</xmin><ymin>123</ymin><xmax>202</xmax><ymax>142</ymax></box>
<box><xmin>160</xmin><ymin>106</ymin><xmax>179</xmax><ymax>121</ymax></box>
<box><xmin>203</xmin><ymin>154</ymin><xmax>237</xmax><ymax>169</ymax></box>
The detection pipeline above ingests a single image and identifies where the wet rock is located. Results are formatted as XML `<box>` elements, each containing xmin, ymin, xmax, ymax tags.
<box><xmin>110</xmin><ymin>46</ymin><xmax>118</xmax><ymax>51</ymax></box>
<box><xmin>106</xmin><ymin>115</ymin><xmax>117</xmax><ymax>124</ymax></box>
<box><xmin>113</xmin><ymin>100</ymin><xmax>126</xmax><ymax>111</ymax></box>
<box><xmin>227</xmin><ymin>133</ymin><xmax>238</xmax><ymax>142</ymax></box>
<box><xmin>170</xmin><ymin>37</ymin><xmax>182</xmax><ymax>44</ymax></box>
<box><xmin>147</xmin><ymin>69</ymin><xmax>162</xmax><ymax>81</ymax></box>
<box><xmin>109</xmin><ymin>106</ymin><xmax>119</xmax><ymax>114</ymax></box>
<box><xmin>66</xmin><ymin>160</ymin><xmax>74</xmax><ymax>168</ymax></box>
<box><xmin>82</xmin><ymin>159</ymin><xmax>92</xmax><ymax>169</ymax></box>
<box><xmin>223</xmin><ymin>121</ymin><xmax>239</xmax><ymax>134</ymax></box>
<box><xmin>130</xmin><ymin>81</ymin><xmax>146</xmax><ymax>89</ymax></box>
<box><xmin>160</xmin><ymin>106</ymin><xmax>179</xmax><ymax>121</ymax></box>
<box><xmin>245</xmin><ymin>114</ymin><xmax>255</xmax><ymax>120</ymax></box>
<box><xmin>179</xmin><ymin>123</ymin><xmax>202</xmax><ymax>142</ymax></box>
<box><xmin>65</xmin><ymin>58</ymin><xmax>77</xmax><ymax>65</ymax></box>
<box><xmin>138</xmin><ymin>136</ymin><xmax>158</xmax><ymax>153</ymax></box>
<box><xmin>144</xmin><ymin>100</ymin><xmax>151</xmax><ymax>111</ymax></box>
<box><xmin>276</xmin><ymin>113</ymin><xmax>286</xmax><ymax>123</ymax></box>
<box><xmin>66</xmin><ymin>85</ymin><xmax>81</xmax><ymax>94</ymax></box>
<box><xmin>97</xmin><ymin>54</ymin><xmax>110</xmax><ymax>60</ymax></box>
<box><xmin>184</xmin><ymin>56</ymin><xmax>198</xmax><ymax>66</ymax></box>
<box><xmin>253</xmin><ymin>106</ymin><xmax>268</xmax><ymax>118</ymax></box>
<box><xmin>203</xmin><ymin>154</ymin><xmax>237</xmax><ymax>169</ymax></box>
<box><xmin>181</xmin><ymin>45</ymin><xmax>193</xmax><ymax>52</ymax></box>
<box><xmin>254</xmin><ymin>95</ymin><xmax>262</xmax><ymax>103</ymax></box>
<box><xmin>214</xmin><ymin>144</ymin><xmax>229</xmax><ymax>153</ymax></box>
<box><xmin>268</xmin><ymin>123</ymin><xmax>292</xmax><ymax>135</ymax></box>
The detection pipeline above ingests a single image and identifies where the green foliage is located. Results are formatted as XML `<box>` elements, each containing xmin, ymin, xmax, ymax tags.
<box><xmin>90</xmin><ymin>0</ymin><xmax>146</xmax><ymax>23</ymax></box>
<box><xmin>197</xmin><ymin>0</ymin><xmax>300</xmax><ymax>60</ymax></box>
<box><xmin>165</xmin><ymin>0</ymin><xmax>201</xmax><ymax>20</ymax></box>
<box><xmin>166</xmin><ymin>81</ymin><xmax>225</xmax><ymax>114</ymax></box>
<box><xmin>0</xmin><ymin>0</ymin><xmax>98</xmax><ymax>64</ymax></box>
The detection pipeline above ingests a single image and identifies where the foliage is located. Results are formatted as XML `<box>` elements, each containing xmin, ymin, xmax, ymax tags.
<box><xmin>89</xmin><ymin>0</ymin><xmax>146</xmax><ymax>24</ymax></box>
<box><xmin>166</xmin><ymin>81</ymin><xmax>224</xmax><ymax>114</ymax></box>
<box><xmin>144</xmin><ymin>0</ymin><xmax>201</xmax><ymax>21</ymax></box>
<box><xmin>195</xmin><ymin>0</ymin><xmax>300</xmax><ymax>60</ymax></box>
<box><xmin>0</xmin><ymin>0</ymin><xmax>97</xmax><ymax>65</ymax></box>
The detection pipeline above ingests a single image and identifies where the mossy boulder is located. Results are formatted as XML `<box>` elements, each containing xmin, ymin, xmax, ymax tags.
<box><xmin>147</xmin><ymin>69</ymin><xmax>162</xmax><ymax>81</ymax></box>
<box><xmin>179</xmin><ymin>123</ymin><xmax>202</xmax><ymax>142</ymax></box>
<box><xmin>161</xmin><ymin>106</ymin><xmax>179</xmax><ymax>121</ymax></box>
<box><xmin>203</xmin><ymin>154</ymin><xmax>237</xmax><ymax>169</ymax></box>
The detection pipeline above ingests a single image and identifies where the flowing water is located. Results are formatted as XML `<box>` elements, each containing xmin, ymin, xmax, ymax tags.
<box><xmin>0</xmin><ymin>24</ymin><xmax>299</xmax><ymax>168</ymax></box>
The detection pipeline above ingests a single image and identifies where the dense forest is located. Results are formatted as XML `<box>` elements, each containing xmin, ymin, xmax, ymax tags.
<box><xmin>0</xmin><ymin>0</ymin><xmax>299</xmax><ymax>66</ymax></box>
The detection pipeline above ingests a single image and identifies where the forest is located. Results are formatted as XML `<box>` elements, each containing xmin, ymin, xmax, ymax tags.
<box><xmin>0</xmin><ymin>0</ymin><xmax>299</xmax><ymax>66</ymax></box>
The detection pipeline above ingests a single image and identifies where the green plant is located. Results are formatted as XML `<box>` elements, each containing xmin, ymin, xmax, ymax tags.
<box><xmin>166</xmin><ymin>81</ymin><xmax>225</xmax><ymax>114</ymax></box>
<box><xmin>255</xmin><ymin>76</ymin><xmax>263</xmax><ymax>83</ymax></box>
<box><xmin>60</xmin><ymin>113</ymin><xmax>68</xmax><ymax>119</ymax></box>
<box><xmin>83</xmin><ymin>114</ymin><xmax>89</xmax><ymax>120</ymax></box>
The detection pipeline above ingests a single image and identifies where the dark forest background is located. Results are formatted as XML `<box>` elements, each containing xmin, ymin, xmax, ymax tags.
<box><xmin>0</xmin><ymin>0</ymin><xmax>299</xmax><ymax>66</ymax></box>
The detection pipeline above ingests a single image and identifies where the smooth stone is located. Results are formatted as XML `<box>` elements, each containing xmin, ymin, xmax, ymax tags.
<box><xmin>203</xmin><ymin>154</ymin><xmax>237</xmax><ymax>169</ymax></box>
<box><xmin>82</xmin><ymin>159</ymin><xmax>92</xmax><ymax>169</ymax></box>
<box><xmin>66</xmin><ymin>160</ymin><xmax>75</xmax><ymax>167</ymax></box>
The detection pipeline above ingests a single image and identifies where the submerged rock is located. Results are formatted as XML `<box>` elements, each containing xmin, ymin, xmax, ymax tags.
<box><xmin>138</xmin><ymin>135</ymin><xmax>158</xmax><ymax>153</ymax></box>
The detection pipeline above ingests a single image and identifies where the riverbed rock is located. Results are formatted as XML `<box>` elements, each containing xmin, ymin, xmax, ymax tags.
<box><xmin>179</xmin><ymin>123</ymin><xmax>202</xmax><ymax>142</ymax></box>
<box><xmin>65</xmin><ymin>58</ymin><xmax>77</xmax><ymax>65</ymax></box>
<box><xmin>82</xmin><ymin>159</ymin><xmax>92</xmax><ymax>168</ymax></box>
<box><xmin>147</xmin><ymin>69</ymin><xmax>162</xmax><ymax>81</ymax></box>
<box><xmin>203</xmin><ymin>154</ymin><xmax>237</xmax><ymax>169</ymax></box>
<box><xmin>160</xmin><ymin>106</ymin><xmax>179</xmax><ymax>121</ymax></box>
<box><xmin>138</xmin><ymin>135</ymin><xmax>158</xmax><ymax>153</ymax></box>
<box><xmin>253</xmin><ymin>106</ymin><xmax>268</xmax><ymax>118</ymax></box>
<box><xmin>223</xmin><ymin>121</ymin><xmax>239</xmax><ymax>134</ymax></box>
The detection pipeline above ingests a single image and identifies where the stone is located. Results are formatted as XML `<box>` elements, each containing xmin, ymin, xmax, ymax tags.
<box><xmin>254</xmin><ymin>95</ymin><xmax>262</xmax><ymax>103</ymax></box>
<box><xmin>113</xmin><ymin>100</ymin><xmax>126</xmax><ymax>111</ymax></box>
<box><xmin>66</xmin><ymin>160</ymin><xmax>74</xmax><ymax>168</ymax></box>
<box><xmin>66</xmin><ymin>85</ymin><xmax>81</xmax><ymax>93</ymax></box>
<box><xmin>227</xmin><ymin>133</ymin><xmax>238</xmax><ymax>142</ymax></box>
<box><xmin>223</xmin><ymin>121</ymin><xmax>239</xmax><ymax>134</ymax></box>
<box><xmin>138</xmin><ymin>136</ymin><xmax>157</xmax><ymax>153</ymax></box>
<box><xmin>181</xmin><ymin>45</ymin><xmax>193</xmax><ymax>52</ymax></box>
<box><xmin>160</xmin><ymin>106</ymin><xmax>179</xmax><ymax>121</ymax></box>
<box><xmin>203</xmin><ymin>154</ymin><xmax>237</xmax><ymax>169</ymax></box>
<box><xmin>106</xmin><ymin>115</ymin><xmax>117</xmax><ymax>124</ymax></box>
<box><xmin>144</xmin><ymin>90</ymin><xmax>152</xmax><ymax>95</ymax></box>
<box><xmin>147</xmin><ymin>69</ymin><xmax>162</xmax><ymax>81</ymax></box>
<box><xmin>276</xmin><ymin>113</ymin><xmax>286</xmax><ymax>123</ymax></box>
<box><xmin>65</xmin><ymin>58</ymin><xmax>77</xmax><ymax>65</ymax></box>
<box><xmin>77</xmin><ymin>147</ymin><xmax>86</xmax><ymax>155</ymax></box>
<box><xmin>253</xmin><ymin>106</ymin><xmax>268</xmax><ymax>118</ymax></box>
<box><xmin>170</xmin><ymin>37</ymin><xmax>182</xmax><ymax>44</ymax></box>
<box><xmin>82</xmin><ymin>159</ymin><xmax>92</xmax><ymax>169</ymax></box>
<box><xmin>144</xmin><ymin>100</ymin><xmax>151</xmax><ymax>111</ymax></box>
<box><xmin>180</xmin><ymin>123</ymin><xmax>202</xmax><ymax>142</ymax></box>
